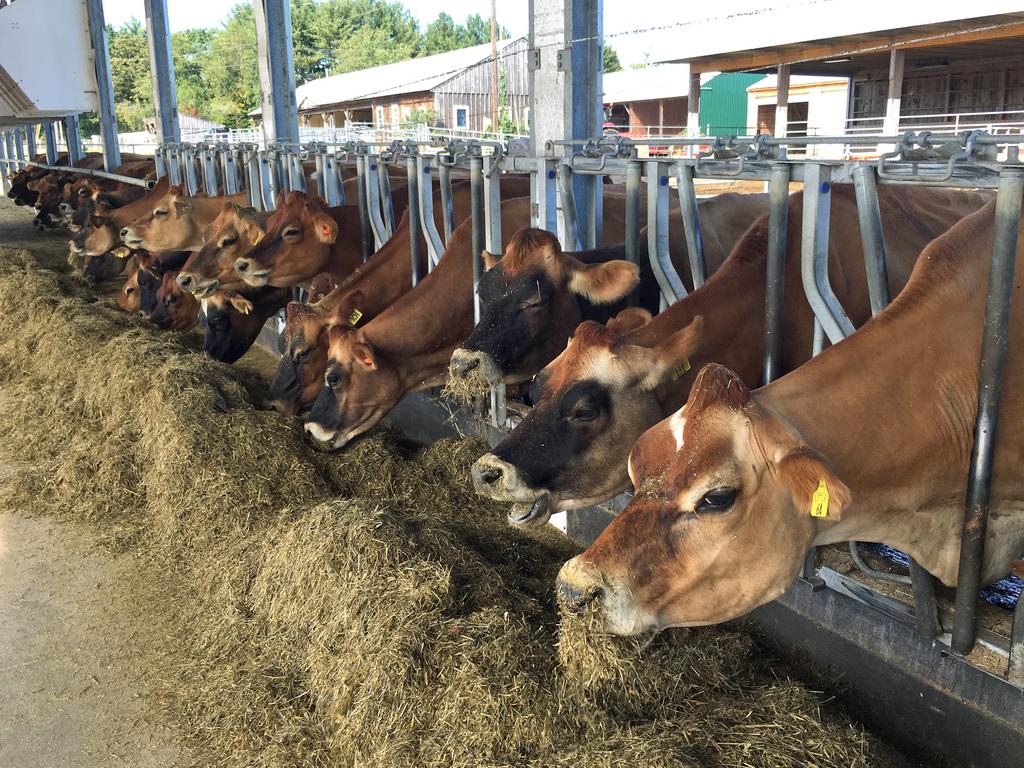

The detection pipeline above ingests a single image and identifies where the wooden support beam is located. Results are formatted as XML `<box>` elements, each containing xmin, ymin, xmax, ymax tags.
<box><xmin>687</xmin><ymin>70</ymin><xmax>700</xmax><ymax>136</ymax></box>
<box><xmin>775</xmin><ymin>64</ymin><xmax>790</xmax><ymax>139</ymax></box>
<box><xmin>883</xmin><ymin>49</ymin><xmax>905</xmax><ymax>135</ymax></box>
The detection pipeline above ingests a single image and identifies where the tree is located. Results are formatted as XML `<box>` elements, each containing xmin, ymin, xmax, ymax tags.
<box><xmin>603</xmin><ymin>44</ymin><xmax>623</xmax><ymax>73</ymax></box>
<box><xmin>172</xmin><ymin>28</ymin><xmax>214</xmax><ymax>117</ymax></box>
<box><xmin>106</xmin><ymin>19</ymin><xmax>153</xmax><ymax>130</ymax></box>
<box><xmin>421</xmin><ymin>12</ymin><xmax>461</xmax><ymax>55</ymax></box>
<box><xmin>203</xmin><ymin>4</ymin><xmax>261</xmax><ymax>128</ymax></box>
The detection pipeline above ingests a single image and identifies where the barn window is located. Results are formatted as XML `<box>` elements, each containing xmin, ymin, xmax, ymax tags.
<box><xmin>454</xmin><ymin>105</ymin><xmax>469</xmax><ymax>129</ymax></box>
<box><xmin>375</xmin><ymin>106</ymin><xmax>385</xmax><ymax>126</ymax></box>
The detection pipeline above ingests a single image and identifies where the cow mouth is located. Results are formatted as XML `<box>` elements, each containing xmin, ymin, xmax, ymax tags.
<box><xmin>242</xmin><ymin>270</ymin><xmax>271</xmax><ymax>287</ymax></box>
<box><xmin>122</xmin><ymin>237</ymin><xmax>145</xmax><ymax>249</ymax></box>
<box><xmin>192</xmin><ymin>281</ymin><xmax>219</xmax><ymax>299</ymax></box>
<box><xmin>508</xmin><ymin>494</ymin><xmax>551</xmax><ymax>527</ymax></box>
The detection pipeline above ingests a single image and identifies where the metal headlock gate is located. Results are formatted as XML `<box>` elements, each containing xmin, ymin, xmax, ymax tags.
<box><xmin>2</xmin><ymin>126</ymin><xmax>1024</xmax><ymax>694</ymax></box>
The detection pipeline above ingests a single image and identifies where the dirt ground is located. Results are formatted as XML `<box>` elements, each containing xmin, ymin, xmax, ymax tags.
<box><xmin>0</xmin><ymin>200</ymin><xmax>190</xmax><ymax>767</ymax></box>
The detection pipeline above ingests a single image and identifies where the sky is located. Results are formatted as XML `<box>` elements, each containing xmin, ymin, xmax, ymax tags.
<box><xmin>98</xmin><ymin>0</ymin><xmax>737</xmax><ymax>67</ymax></box>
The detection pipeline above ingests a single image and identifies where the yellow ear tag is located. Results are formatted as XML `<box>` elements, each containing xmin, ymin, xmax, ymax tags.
<box><xmin>810</xmin><ymin>479</ymin><xmax>830</xmax><ymax>518</ymax></box>
<box><xmin>347</xmin><ymin>308</ymin><xmax>363</xmax><ymax>326</ymax></box>
<box><xmin>670</xmin><ymin>358</ymin><xmax>691</xmax><ymax>380</ymax></box>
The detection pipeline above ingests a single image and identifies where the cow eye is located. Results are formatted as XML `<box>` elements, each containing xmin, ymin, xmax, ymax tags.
<box><xmin>154</xmin><ymin>209</ymin><xmax>169</xmax><ymax>218</ymax></box>
<box><xmin>696</xmin><ymin>488</ymin><xmax>738</xmax><ymax>513</ymax></box>
<box><xmin>571</xmin><ymin>404</ymin><xmax>598</xmax><ymax>422</ymax></box>
<box><xmin>78</xmin><ymin>189</ymin><xmax>88</xmax><ymax>196</ymax></box>
<box><xmin>297</xmin><ymin>348</ymin><xmax>311</xmax><ymax>362</ymax></box>
<box><xmin>125</xmin><ymin>287</ymin><xmax>135</xmax><ymax>295</ymax></box>
<box><xmin>221</xmin><ymin>237</ymin><xmax>238</xmax><ymax>248</ymax></box>
<box><xmin>283</xmin><ymin>228</ymin><xmax>300</xmax><ymax>238</ymax></box>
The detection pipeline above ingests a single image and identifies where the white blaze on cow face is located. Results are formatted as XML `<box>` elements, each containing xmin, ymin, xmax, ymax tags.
<box><xmin>556</xmin><ymin>364</ymin><xmax>852</xmax><ymax>634</ymax></box>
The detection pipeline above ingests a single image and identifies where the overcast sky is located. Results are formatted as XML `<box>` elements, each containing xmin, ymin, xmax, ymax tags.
<box><xmin>99</xmin><ymin>0</ymin><xmax>749</xmax><ymax>67</ymax></box>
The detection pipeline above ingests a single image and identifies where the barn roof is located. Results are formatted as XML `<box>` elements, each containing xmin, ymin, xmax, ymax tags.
<box><xmin>602</xmin><ymin>65</ymin><xmax>706</xmax><ymax>103</ymax></box>
<box><xmin>252</xmin><ymin>38</ymin><xmax>525</xmax><ymax>116</ymax></box>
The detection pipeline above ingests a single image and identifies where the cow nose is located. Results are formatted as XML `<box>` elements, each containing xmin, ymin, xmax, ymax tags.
<box><xmin>119</xmin><ymin>227</ymin><xmax>130</xmax><ymax>238</ymax></box>
<box><xmin>478</xmin><ymin>466</ymin><xmax>502</xmax><ymax>485</ymax></box>
<box><xmin>59</xmin><ymin>203</ymin><xmax>71</xmax><ymax>214</ymax></box>
<box><xmin>555</xmin><ymin>579</ymin><xmax>603</xmax><ymax>616</ymax></box>
<box><xmin>234</xmin><ymin>258</ymin><xmax>251</xmax><ymax>274</ymax></box>
<box><xmin>450</xmin><ymin>354</ymin><xmax>480</xmax><ymax>378</ymax></box>
<box><xmin>177</xmin><ymin>273</ymin><xmax>193</xmax><ymax>289</ymax></box>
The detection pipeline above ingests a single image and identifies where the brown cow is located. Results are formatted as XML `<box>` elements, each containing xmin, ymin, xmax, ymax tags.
<box><xmin>117</xmin><ymin>259</ymin><xmax>142</xmax><ymax>313</ymax></box>
<box><xmin>175</xmin><ymin>203</ymin><xmax>268</xmax><ymax>297</ymax></box>
<box><xmin>150</xmin><ymin>271</ymin><xmax>201</xmax><ymax>332</ymax></box>
<box><xmin>472</xmin><ymin>185</ymin><xmax>992</xmax><ymax>526</ymax></box>
<box><xmin>203</xmin><ymin>285</ymin><xmax>291</xmax><ymax>364</ymax></box>
<box><xmin>449</xmin><ymin>192</ymin><xmax>770</xmax><ymax>388</ymax></box>
<box><xmin>77</xmin><ymin>177</ymin><xmax>172</xmax><ymax>257</ymax></box>
<box><xmin>120</xmin><ymin>185</ymin><xmax>249</xmax><ymax>252</ymax></box>
<box><xmin>266</xmin><ymin>178</ymin><xmax>530</xmax><ymax>416</ymax></box>
<box><xmin>302</xmin><ymin>196</ymin><xmax>631</xmax><ymax>450</ymax></box>
<box><xmin>556</xmin><ymin>199</ymin><xmax>1024</xmax><ymax>635</ymax></box>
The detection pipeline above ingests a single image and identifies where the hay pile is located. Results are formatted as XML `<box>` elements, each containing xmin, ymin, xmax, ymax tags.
<box><xmin>0</xmin><ymin>248</ymin><xmax>916</xmax><ymax>768</ymax></box>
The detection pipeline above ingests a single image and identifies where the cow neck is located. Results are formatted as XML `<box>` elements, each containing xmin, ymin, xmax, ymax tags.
<box><xmin>111</xmin><ymin>178</ymin><xmax>171</xmax><ymax>226</ymax></box>
<box><xmin>759</xmin><ymin>208</ymin><xmax>999</xmax><ymax>574</ymax></box>
<box><xmin>175</xmin><ymin>194</ymin><xmax>249</xmax><ymax>250</ymax></box>
<box><xmin>631</xmin><ymin>246</ymin><xmax>768</xmax><ymax>412</ymax></box>
<box><xmin>360</xmin><ymin>226</ymin><xmax>476</xmax><ymax>390</ymax></box>
<box><xmin>323</xmin><ymin>205</ymin><xmax>367</xmax><ymax>282</ymax></box>
<box><xmin>332</xmin><ymin>218</ymin><xmax>413</xmax><ymax>318</ymax></box>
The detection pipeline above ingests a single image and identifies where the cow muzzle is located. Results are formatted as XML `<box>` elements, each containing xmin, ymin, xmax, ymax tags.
<box><xmin>59</xmin><ymin>202</ymin><xmax>72</xmax><ymax>215</ymax></box>
<box><xmin>471</xmin><ymin>453</ymin><xmax>552</xmax><ymax>526</ymax></box>
<box><xmin>233</xmin><ymin>258</ymin><xmax>270</xmax><ymax>286</ymax></box>
<box><xmin>448</xmin><ymin>348</ymin><xmax>503</xmax><ymax>387</ymax></box>
<box><xmin>556</xmin><ymin>558</ymin><xmax>652</xmax><ymax>635</ymax></box>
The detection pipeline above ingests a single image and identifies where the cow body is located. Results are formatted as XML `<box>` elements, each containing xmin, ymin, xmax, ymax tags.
<box><xmin>472</xmin><ymin>185</ymin><xmax>992</xmax><ymax>525</ymax></box>
<box><xmin>557</xmin><ymin>199</ymin><xmax>1024</xmax><ymax>635</ymax></box>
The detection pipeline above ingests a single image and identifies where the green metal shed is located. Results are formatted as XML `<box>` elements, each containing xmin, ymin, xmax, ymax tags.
<box><xmin>699</xmin><ymin>73</ymin><xmax>764</xmax><ymax>135</ymax></box>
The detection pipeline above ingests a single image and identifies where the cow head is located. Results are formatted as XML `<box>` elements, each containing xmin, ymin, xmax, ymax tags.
<box><xmin>472</xmin><ymin>312</ymin><xmax>703</xmax><ymax>526</ymax></box>
<box><xmin>82</xmin><ymin>249</ymin><xmax>130</xmax><ymax>286</ymax></box>
<box><xmin>203</xmin><ymin>286</ymin><xmax>290</xmax><ymax>364</ymax></box>
<box><xmin>178</xmin><ymin>202</ymin><xmax>265</xmax><ymax>297</ymax></box>
<box><xmin>449</xmin><ymin>228</ymin><xmax>639</xmax><ymax>388</ymax></box>
<box><xmin>79</xmin><ymin>202</ymin><xmax>121</xmax><ymax>256</ymax></box>
<box><xmin>303</xmin><ymin>325</ymin><xmax>397</xmax><ymax>449</ymax></box>
<box><xmin>59</xmin><ymin>177</ymin><xmax>100</xmax><ymax>218</ymax></box>
<box><xmin>555</xmin><ymin>364</ymin><xmax>850</xmax><ymax>634</ymax></box>
<box><xmin>120</xmin><ymin>185</ymin><xmax>198</xmax><ymax>251</ymax></box>
<box><xmin>118</xmin><ymin>263</ymin><xmax>142</xmax><ymax>314</ymax></box>
<box><xmin>7</xmin><ymin>167</ymin><xmax>42</xmax><ymax>206</ymax></box>
<box><xmin>149</xmin><ymin>271</ymin><xmax>200</xmax><ymax>332</ymax></box>
<box><xmin>27</xmin><ymin>174</ymin><xmax>69</xmax><ymax>229</ymax></box>
<box><xmin>233</xmin><ymin>191</ymin><xmax>339</xmax><ymax>288</ymax></box>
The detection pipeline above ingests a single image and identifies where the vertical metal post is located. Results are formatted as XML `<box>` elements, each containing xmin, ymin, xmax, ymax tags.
<box><xmin>646</xmin><ymin>160</ymin><xmax>685</xmax><ymax>310</ymax></box>
<box><xmin>245</xmin><ymin>148</ymin><xmax>263</xmax><ymax>210</ymax></box>
<box><xmin>438</xmin><ymin>162</ymin><xmax>455</xmax><ymax>242</ymax></box>
<box><xmin>951</xmin><ymin>167</ymin><xmax>1024</xmax><ymax>655</ymax></box>
<box><xmin>252</xmin><ymin>0</ymin><xmax>300</xmax><ymax>147</ymax></box>
<box><xmin>222</xmin><ymin>148</ymin><xmax>239</xmax><ymax>195</ymax></box>
<box><xmin>167</xmin><ymin>145</ymin><xmax>183</xmax><ymax>187</ymax></box>
<box><xmin>261</xmin><ymin>150</ymin><xmax>279</xmax><ymax>210</ymax></box>
<box><xmin>324</xmin><ymin>155</ymin><xmax>342</xmax><ymax>207</ymax></box>
<box><xmin>470</xmin><ymin>155</ymin><xmax>485</xmax><ymax>323</ymax></box>
<box><xmin>801</xmin><ymin>163</ymin><xmax>855</xmax><ymax>344</ymax></box>
<box><xmin>406</xmin><ymin>155</ymin><xmax>423</xmax><ymax>287</ymax></box>
<box><xmin>24</xmin><ymin>125</ymin><xmax>37</xmax><ymax>159</ymax></box>
<box><xmin>624</xmin><ymin>160</ymin><xmax>642</xmax><ymax>305</ymax></box>
<box><xmin>378</xmin><ymin>168</ymin><xmax>395</xmax><ymax>234</ymax></box>
<box><xmin>202</xmin><ymin>147</ymin><xmax>219</xmax><ymax>196</ymax></box>
<box><xmin>556</xmin><ymin>163</ymin><xmax>580</xmax><ymax>250</ymax></box>
<box><xmin>3</xmin><ymin>132</ymin><xmax>15</xmax><ymax>176</ymax></box>
<box><xmin>144</xmin><ymin>0</ymin><xmax>181</xmax><ymax>144</ymax></box>
<box><xmin>289</xmin><ymin>153</ymin><xmax>306</xmax><ymax>192</ymax></box>
<box><xmin>0</xmin><ymin>135</ymin><xmax>9</xmax><ymax>193</ymax></box>
<box><xmin>64</xmin><ymin>115</ymin><xmax>84</xmax><ymax>164</ymax></box>
<box><xmin>852</xmin><ymin>165</ymin><xmax>891</xmax><ymax>314</ymax></box>
<box><xmin>184</xmin><ymin>148</ymin><xmax>200</xmax><ymax>196</ymax></box>
<box><xmin>762</xmin><ymin>163</ymin><xmax>791</xmax><ymax>384</ymax></box>
<box><xmin>484</xmin><ymin>156</ymin><xmax>506</xmax><ymax>430</ymax></box>
<box><xmin>675</xmin><ymin>162</ymin><xmax>707</xmax><ymax>289</ymax></box>
<box><xmin>13</xmin><ymin>128</ymin><xmax>26</xmax><ymax>168</ymax></box>
<box><xmin>84</xmin><ymin>0</ymin><xmax>122</xmax><ymax>171</ymax></box>
<box><xmin>417</xmin><ymin>156</ymin><xmax>445</xmax><ymax>268</ymax></box>
<box><xmin>775</xmin><ymin>64</ymin><xmax>791</xmax><ymax>139</ymax></box>
<box><xmin>43</xmin><ymin>123</ymin><xmax>58</xmax><ymax>166</ymax></box>
<box><xmin>355</xmin><ymin>154</ymin><xmax>373</xmax><ymax>262</ymax></box>
<box><xmin>1010</xmin><ymin>595</ymin><xmax>1024</xmax><ymax>685</ymax></box>
<box><xmin>364</xmin><ymin>157</ymin><xmax>388</xmax><ymax>248</ymax></box>
<box><xmin>687</xmin><ymin>71</ymin><xmax>701</xmax><ymax>138</ymax></box>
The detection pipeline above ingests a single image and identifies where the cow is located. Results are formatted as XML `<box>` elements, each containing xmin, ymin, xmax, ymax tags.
<box><xmin>120</xmin><ymin>186</ymin><xmax>250</xmax><ymax>253</ymax></box>
<box><xmin>27</xmin><ymin>173</ymin><xmax>75</xmax><ymax>229</ymax></box>
<box><xmin>118</xmin><ymin>260</ymin><xmax>142</xmax><ymax>314</ymax></box>
<box><xmin>137</xmin><ymin>251</ymin><xmax>192</xmax><ymax>317</ymax></box>
<box><xmin>448</xmin><ymin>192</ymin><xmax>771</xmax><ymax>389</ymax></box>
<box><xmin>266</xmin><ymin>177</ymin><xmax>530</xmax><ymax>416</ymax></box>
<box><xmin>556</xmin><ymin>199</ymin><xmax>1024</xmax><ymax>635</ymax></box>
<box><xmin>150</xmin><ymin>271</ymin><xmax>201</xmax><ymax>332</ymax></box>
<box><xmin>175</xmin><ymin>203</ymin><xmax>268</xmax><ymax>297</ymax></box>
<box><xmin>203</xmin><ymin>285</ymin><xmax>291</xmax><ymax>364</ymax></box>
<box><xmin>76</xmin><ymin>177</ymin><xmax>172</xmax><ymax>257</ymax></box>
<box><xmin>302</xmin><ymin>195</ymin><xmax>631</xmax><ymax>450</ymax></box>
<box><xmin>471</xmin><ymin>185</ymin><xmax>993</xmax><ymax>526</ymax></box>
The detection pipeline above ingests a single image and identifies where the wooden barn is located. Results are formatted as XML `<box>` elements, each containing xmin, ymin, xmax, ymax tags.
<box><xmin>252</xmin><ymin>38</ymin><xmax>529</xmax><ymax>135</ymax></box>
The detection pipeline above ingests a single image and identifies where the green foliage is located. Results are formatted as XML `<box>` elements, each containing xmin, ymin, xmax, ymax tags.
<box><xmin>497</xmin><ymin>68</ymin><xmax>526</xmax><ymax>138</ymax></box>
<box><xmin>100</xmin><ymin>2</ymin><xmax>518</xmax><ymax>133</ymax></box>
<box><xmin>403</xmin><ymin>107</ymin><xmax>439</xmax><ymax>126</ymax></box>
<box><xmin>603</xmin><ymin>44</ymin><xmax>622</xmax><ymax>74</ymax></box>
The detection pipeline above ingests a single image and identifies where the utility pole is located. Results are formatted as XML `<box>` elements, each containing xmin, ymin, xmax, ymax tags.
<box><xmin>490</xmin><ymin>0</ymin><xmax>499</xmax><ymax>134</ymax></box>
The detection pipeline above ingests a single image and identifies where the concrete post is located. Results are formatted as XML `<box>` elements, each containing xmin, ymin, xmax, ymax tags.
<box><xmin>144</xmin><ymin>0</ymin><xmax>181</xmax><ymax>144</ymax></box>
<box><xmin>84</xmin><ymin>0</ymin><xmax>121</xmax><ymax>170</ymax></box>
<box><xmin>253</xmin><ymin>0</ymin><xmax>300</xmax><ymax>147</ymax></box>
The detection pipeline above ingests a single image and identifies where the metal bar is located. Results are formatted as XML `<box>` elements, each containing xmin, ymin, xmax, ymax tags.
<box><xmin>355</xmin><ymin>154</ymin><xmax>373</xmax><ymax>262</ymax></box>
<box><xmin>245</xmin><ymin>149</ymin><xmax>262</xmax><ymax>209</ymax></box>
<box><xmin>324</xmin><ymin>155</ymin><xmax>342</xmax><ymax>207</ymax></box>
<box><xmin>13</xmin><ymin>128</ymin><xmax>25</xmax><ymax>167</ymax></box>
<box><xmin>0</xmin><ymin>137</ymin><xmax>8</xmax><ymax>193</ymax></box>
<box><xmin>624</xmin><ymin>160</ymin><xmax>642</xmax><ymax>306</ymax></box>
<box><xmin>484</xmin><ymin>158</ymin><xmax>502</xmax><ymax>255</ymax></box>
<box><xmin>406</xmin><ymin>156</ymin><xmax>423</xmax><ymax>287</ymax></box>
<box><xmin>24</xmin><ymin>125</ymin><xmax>37</xmax><ymax>159</ymax></box>
<box><xmin>63</xmin><ymin>116</ymin><xmax>84</xmax><ymax>164</ymax></box>
<box><xmin>556</xmin><ymin>163</ymin><xmax>580</xmax><ymax>250</ymax></box>
<box><xmin>202</xmin><ymin>147</ymin><xmax>219</xmax><ymax>196</ymax></box>
<box><xmin>253</xmin><ymin>0</ymin><xmax>299</xmax><ymax>147</ymax></box>
<box><xmin>84</xmin><ymin>0</ymin><xmax>122</xmax><ymax>171</ymax></box>
<box><xmin>534</xmin><ymin>160</ymin><xmax>557</xmax><ymax>232</ymax></box>
<box><xmin>438</xmin><ymin>162</ymin><xmax>455</xmax><ymax>242</ymax></box>
<box><xmin>154</xmin><ymin>146</ymin><xmax>167</xmax><ymax>180</ymax></box>
<box><xmin>763</xmin><ymin>163</ymin><xmax>792</xmax><ymax>384</ymax></box>
<box><xmin>675</xmin><ymin>162</ymin><xmax>708</xmax><ymax>289</ymax></box>
<box><xmin>364</xmin><ymin>157</ymin><xmax>388</xmax><ymax>249</ymax></box>
<box><xmin>21</xmin><ymin>162</ymin><xmax>153</xmax><ymax>188</ymax></box>
<box><xmin>42</xmin><ymin>123</ymin><xmax>58</xmax><ymax>166</ymax></box>
<box><xmin>289</xmin><ymin>153</ymin><xmax>306</xmax><ymax>192</ymax></box>
<box><xmin>184</xmin><ymin>147</ymin><xmax>200</xmax><ymax>196</ymax></box>
<box><xmin>801</xmin><ymin>163</ymin><xmax>855</xmax><ymax>344</ymax></box>
<box><xmin>951</xmin><ymin>166</ymin><xmax>1024</xmax><ymax>655</ymax></box>
<box><xmin>1010</xmin><ymin>594</ymin><xmax>1024</xmax><ymax>686</ymax></box>
<box><xmin>470</xmin><ymin>155</ymin><xmax>485</xmax><ymax>324</ymax></box>
<box><xmin>646</xmin><ymin>160</ymin><xmax>686</xmax><ymax>310</ymax></box>
<box><xmin>378</xmin><ymin>167</ymin><xmax>395</xmax><ymax>234</ymax></box>
<box><xmin>261</xmin><ymin>151</ymin><xmax>278</xmax><ymax>210</ymax></box>
<box><xmin>144</xmin><ymin>0</ymin><xmax>181</xmax><ymax>144</ymax></box>
<box><xmin>416</xmin><ymin>156</ymin><xmax>445</xmax><ymax>268</ymax></box>
<box><xmin>222</xmin><ymin>149</ymin><xmax>239</xmax><ymax>195</ymax></box>
<box><xmin>852</xmin><ymin>165</ymin><xmax>892</xmax><ymax>314</ymax></box>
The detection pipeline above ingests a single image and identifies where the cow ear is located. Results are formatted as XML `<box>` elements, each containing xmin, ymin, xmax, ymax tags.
<box><xmin>686</xmin><ymin>362</ymin><xmax>750</xmax><ymax>413</ymax></box>
<box><xmin>567</xmin><ymin>259</ymin><xmax>640</xmax><ymax>304</ymax></box>
<box><xmin>777</xmin><ymin>447</ymin><xmax>851</xmax><ymax>522</ymax></box>
<box><xmin>174</xmin><ymin>199</ymin><xmax>192</xmax><ymax>215</ymax></box>
<box><xmin>618</xmin><ymin>316</ymin><xmax>704</xmax><ymax>391</ymax></box>
<box><xmin>233</xmin><ymin>205</ymin><xmax>266</xmax><ymax>246</ymax></box>
<box><xmin>605</xmin><ymin>307</ymin><xmax>652</xmax><ymax>336</ymax></box>
<box><xmin>482</xmin><ymin>250</ymin><xmax>501</xmax><ymax>270</ymax></box>
<box><xmin>351</xmin><ymin>340</ymin><xmax>377</xmax><ymax>370</ymax></box>
<box><xmin>285</xmin><ymin>300</ymin><xmax>308</xmax><ymax>326</ymax></box>
<box><xmin>312</xmin><ymin>212</ymin><xmax>338</xmax><ymax>243</ymax></box>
